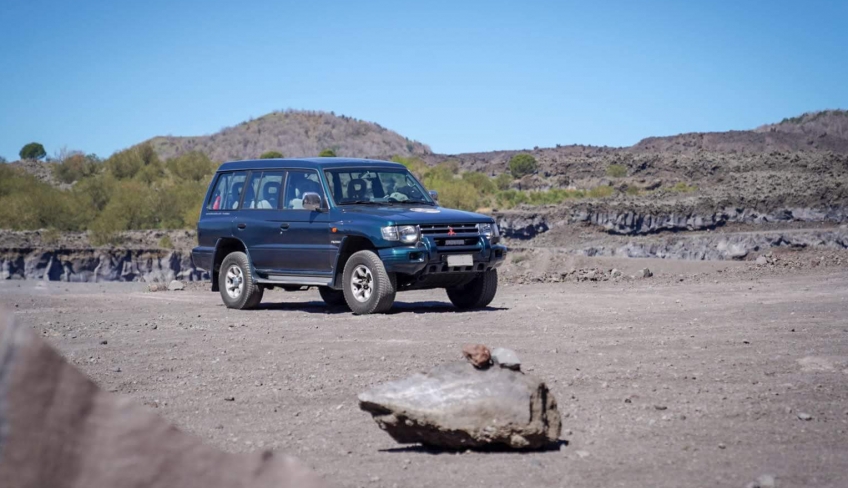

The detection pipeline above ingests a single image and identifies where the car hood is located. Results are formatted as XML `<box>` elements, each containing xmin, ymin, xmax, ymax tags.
<box><xmin>336</xmin><ymin>205</ymin><xmax>493</xmax><ymax>225</ymax></box>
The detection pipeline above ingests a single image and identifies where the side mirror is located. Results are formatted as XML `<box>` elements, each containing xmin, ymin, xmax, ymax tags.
<box><xmin>302</xmin><ymin>192</ymin><xmax>322</xmax><ymax>211</ymax></box>
<box><xmin>428</xmin><ymin>190</ymin><xmax>439</xmax><ymax>203</ymax></box>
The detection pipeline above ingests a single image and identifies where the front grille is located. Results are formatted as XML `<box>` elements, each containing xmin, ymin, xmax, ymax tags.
<box><xmin>419</xmin><ymin>223</ymin><xmax>479</xmax><ymax>237</ymax></box>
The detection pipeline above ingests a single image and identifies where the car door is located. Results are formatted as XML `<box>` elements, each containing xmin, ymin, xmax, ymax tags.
<box><xmin>275</xmin><ymin>169</ymin><xmax>335</xmax><ymax>276</ymax></box>
<box><xmin>231</xmin><ymin>170</ymin><xmax>289</xmax><ymax>272</ymax></box>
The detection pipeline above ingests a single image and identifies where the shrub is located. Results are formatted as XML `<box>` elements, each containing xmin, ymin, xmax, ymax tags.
<box><xmin>105</xmin><ymin>143</ymin><xmax>161</xmax><ymax>180</ymax></box>
<box><xmin>54</xmin><ymin>153</ymin><xmax>100</xmax><ymax>184</ymax></box>
<box><xmin>259</xmin><ymin>150</ymin><xmax>283</xmax><ymax>159</ymax></box>
<box><xmin>587</xmin><ymin>185</ymin><xmax>614</xmax><ymax>198</ymax></box>
<box><xmin>19</xmin><ymin>142</ymin><xmax>47</xmax><ymax>160</ymax></box>
<box><xmin>606</xmin><ymin>164</ymin><xmax>627</xmax><ymax>178</ymax></box>
<box><xmin>391</xmin><ymin>155</ymin><xmax>429</xmax><ymax>178</ymax></box>
<box><xmin>0</xmin><ymin>156</ymin><xmax>6</xmax><ymax>163</ymax></box>
<box><xmin>625</xmin><ymin>186</ymin><xmax>641</xmax><ymax>196</ymax></box>
<box><xmin>494</xmin><ymin>173</ymin><xmax>513</xmax><ymax>190</ymax></box>
<box><xmin>461</xmin><ymin>172</ymin><xmax>497</xmax><ymax>195</ymax></box>
<box><xmin>508</xmin><ymin>153</ymin><xmax>537</xmax><ymax>179</ymax></box>
<box><xmin>669</xmin><ymin>182</ymin><xmax>697</xmax><ymax>193</ymax></box>
<box><xmin>166</xmin><ymin>151</ymin><xmax>218</xmax><ymax>182</ymax></box>
<box><xmin>319</xmin><ymin>148</ymin><xmax>337</xmax><ymax>157</ymax></box>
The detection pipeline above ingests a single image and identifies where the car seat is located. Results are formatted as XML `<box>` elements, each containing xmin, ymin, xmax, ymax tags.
<box><xmin>347</xmin><ymin>178</ymin><xmax>367</xmax><ymax>200</ymax></box>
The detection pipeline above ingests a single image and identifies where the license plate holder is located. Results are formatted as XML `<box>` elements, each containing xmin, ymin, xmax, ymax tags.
<box><xmin>447</xmin><ymin>254</ymin><xmax>474</xmax><ymax>267</ymax></box>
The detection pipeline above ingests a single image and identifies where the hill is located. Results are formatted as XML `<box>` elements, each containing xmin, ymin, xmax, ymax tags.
<box><xmin>630</xmin><ymin>110</ymin><xmax>848</xmax><ymax>154</ymax></box>
<box><xmin>146</xmin><ymin>110</ymin><xmax>431</xmax><ymax>162</ymax></box>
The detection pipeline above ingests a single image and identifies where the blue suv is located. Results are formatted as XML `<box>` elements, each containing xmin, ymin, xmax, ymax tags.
<box><xmin>192</xmin><ymin>158</ymin><xmax>506</xmax><ymax>314</ymax></box>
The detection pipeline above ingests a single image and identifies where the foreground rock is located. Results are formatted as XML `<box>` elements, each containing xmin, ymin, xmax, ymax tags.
<box><xmin>358</xmin><ymin>361</ymin><xmax>561</xmax><ymax>450</ymax></box>
<box><xmin>0</xmin><ymin>311</ymin><xmax>325</xmax><ymax>488</ymax></box>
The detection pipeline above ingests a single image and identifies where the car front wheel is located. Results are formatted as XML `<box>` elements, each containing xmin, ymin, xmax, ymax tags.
<box><xmin>343</xmin><ymin>250</ymin><xmax>396</xmax><ymax>314</ymax></box>
<box><xmin>446</xmin><ymin>269</ymin><xmax>498</xmax><ymax>309</ymax></box>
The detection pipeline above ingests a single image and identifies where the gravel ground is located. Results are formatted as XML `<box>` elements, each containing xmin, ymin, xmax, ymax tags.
<box><xmin>3</xmin><ymin>264</ymin><xmax>848</xmax><ymax>488</ymax></box>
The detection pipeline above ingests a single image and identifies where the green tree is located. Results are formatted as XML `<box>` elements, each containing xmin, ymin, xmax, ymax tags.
<box><xmin>0</xmin><ymin>156</ymin><xmax>7</xmax><ymax>163</ymax></box>
<box><xmin>19</xmin><ymin>142</ymin><xmax>47</xmax><ymax>160</ymax></box>
<box><xmin>508</xmin><ymin>153</ymin><xmax>537</xmax><ymax>179</ymax></box>
<box><xmin>319</xmin><ymin>148</ymin><xmax>337</xmax><ymax>157</ymax></box>
<box><xmin>259</xmin><ymin>150</ymin><xmax>283</xmax><ymax>159</ymax></box>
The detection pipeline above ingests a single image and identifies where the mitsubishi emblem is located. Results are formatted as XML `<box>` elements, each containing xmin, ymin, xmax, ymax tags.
<box><xmin>447</xmin><ymin>226</ymin><xmax>456</xmax><ymax>236</ymax></box>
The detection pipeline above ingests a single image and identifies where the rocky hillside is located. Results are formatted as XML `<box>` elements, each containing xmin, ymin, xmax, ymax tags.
<box><xmin>755</xmin><ymin>109</ymin><xmax>848</xmax><ymax>140</ymax></box>
<box><xmin>145</xmin><ymin>110</ymin><xmax>431</xmax><ymax>162</ymax></box>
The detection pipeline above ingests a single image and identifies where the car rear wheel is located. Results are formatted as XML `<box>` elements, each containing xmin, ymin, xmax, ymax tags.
<box><xmin>343</xmin><ymin>250</ymin><xmax>396</xmax><ymax>314</ymax></box>
<box><xmin>318</xmin><ymin>286</ymin><xmax>348</xmax><ymax>308</ymax></box>
<box><xmin>446</xmin><ymin>269</ymin><xmax>498</xmax><ymax>309</ymax></box>
<box><xmin>219</xmin><ymin>252</ymin><xmax>263</xmax><ymax>310</ymax></box>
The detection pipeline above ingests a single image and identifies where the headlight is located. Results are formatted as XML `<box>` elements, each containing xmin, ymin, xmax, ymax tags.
<box><xmin>381</xmin><ymin>225</ymin><xmax>420</xmax><ymax>244</ymax></box>
<box><xmin>477</xmin><ymin>222</ymin><xmax>499</xmax><ymax>238</ymax></box>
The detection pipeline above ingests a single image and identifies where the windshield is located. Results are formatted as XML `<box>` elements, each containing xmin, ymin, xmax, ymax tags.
<box><xmin>324</xmin><ymin>168</ymin><xmax>434</xmax><ymax>206</ymax></box>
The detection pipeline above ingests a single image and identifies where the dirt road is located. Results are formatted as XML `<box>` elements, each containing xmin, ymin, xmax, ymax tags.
<box><xmin>3</xmin><ymin>266</ymin><xmax>848</xmax><ymax>488</ymax></box>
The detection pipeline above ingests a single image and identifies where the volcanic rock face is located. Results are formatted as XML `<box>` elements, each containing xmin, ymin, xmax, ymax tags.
<box><xmin>358</xmin><ymin>361</ymin><xmax>561</xmax><ymax>450</ymax></box>
<box><xmin>0</xmin><ymin>249</ymin><xmax>207</xmax><ymax>282</ymax></box>
<box><xmin>0</xmin><ymin>312</ymin><xmax>324</xmax><ymax>488</ymax></box>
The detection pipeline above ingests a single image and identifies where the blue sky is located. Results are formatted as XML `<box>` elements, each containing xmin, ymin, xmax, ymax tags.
<box><xmin>1</xmin><ymin>0</ymin><xmax>846</xmax><ymax>160</ymax></box>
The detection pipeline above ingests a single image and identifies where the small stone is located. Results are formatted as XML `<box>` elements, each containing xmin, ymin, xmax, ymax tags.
<box><xmin>755</xmin><ymin>256</ymin><xmax>768</xmax><ymax>266</ymax></box>
<box><xmin>168</xmin><ymin>280</ymin><xmax>185</xmax><ymax>291</ymax></box>
<box><xmin>113</xmin><ymin>367</ymin><xmax>122</xmax><ymax>373</ymax></box>
<box><xmin>491</xmin><ymin>347</ymin><xmax>521</xmax><ymax>371</ymax></box>
<box><xmin>718</xmin><ymin>443</ymin><xmax>726</xmax><ymax>449</ymax></box>
<box><xmin>797</xmin><ymin>412</ymin><xmax>813</xmax><ymax>421</ymax></box>
<box><xmin>610</xmin><ymin>268</ymin><xmax>622</xmax><ymax>278</ymax></box>
<box><xmin>636</xmin><ymin>268</ymin><xmax>653</xmax><ymax>279</ymax></box>
<box><xmin>151</xmin><ymin>324</ymin><xmax>158</xmax><ymax>330</ymax></box>
<box><xmin>100</xmin><ymin>340</ymin><xmax>108</xmax><ymax>345</ymax></box>
<box><xmin>654</xmin><ymin>405</ymin><xmax>668</xmax><ymax>410</ymax></box>
<box><xmin>462</xmin><ymin>344</ymin><xmax>491</xmax><ymax>369</ymax></box>
<box><xmin>224</xmin><ymin>396</ymin><xmax>235</xmax><ymax>402</ymax></box>
<box><xmin>575</xmin><ymin>450</ymin><xmax>590</xmax><ymax>459</ymax></box>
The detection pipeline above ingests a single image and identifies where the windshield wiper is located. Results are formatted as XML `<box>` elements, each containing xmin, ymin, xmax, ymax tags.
<box><xmin>340</xmin><ymin>200</ymin><xmax>380</xmax><ymax>205</ymax></box>
<box><xmin>394</xmin><ymin>200</ymin><xmax>435</xmax><ymax>205</ymax></box>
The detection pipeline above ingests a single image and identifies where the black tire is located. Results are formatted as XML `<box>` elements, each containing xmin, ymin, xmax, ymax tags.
<box><xmin>218</xmin><ymin>252</ymin><xmax>264</xmax><ymax>310</ymax></box>
<box><xmin>342</xmin><ymin>250</ymin><xmax>396</xmax><ymax>314</ymax></box>
<box><xmin>446</xmin><ymin>269</ymin><xmax>498</xmax><ymax>309</ymax></box>
<box><xmin>318</xmin><ymin>286</ymin><xmax>348</xmax><ymax>308</ymax></box>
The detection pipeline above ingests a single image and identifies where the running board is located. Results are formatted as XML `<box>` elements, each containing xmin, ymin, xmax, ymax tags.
<box><xmin>256</xmin><ymin>275</ymin><xmax>332</xmax><ymax>286</ymax></box>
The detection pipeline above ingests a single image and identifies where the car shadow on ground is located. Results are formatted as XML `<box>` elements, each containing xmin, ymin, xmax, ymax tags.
<box><xmin>378</xmin><ymin>440</ymin><xmax>568</xmax><ymax>455</ymax></box>
<box><xmin>254</xmin><ymin>300</ymin><xmax>508</xmax><ymax>315</ymax></box>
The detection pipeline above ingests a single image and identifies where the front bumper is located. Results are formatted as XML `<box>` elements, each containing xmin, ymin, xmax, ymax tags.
<box><xmin>379</xmin><ymin>237</ymin><xmax>506</xmax><ymax>276</ymax></box>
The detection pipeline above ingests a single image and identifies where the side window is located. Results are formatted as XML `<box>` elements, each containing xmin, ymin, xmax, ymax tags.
<box><xmin>206</xmin><ymin>171</ymin><xmax>247</xmax><ymax>210</ymax></box>
<box><xmin>254</xmin><ymin>171</ymin><xmax>285</xmax><ymax>209</ymax></box>
<box><xmin>284</xmin><ymin>170</ymin><xmax>323</xmax><ymax>209</ymax></box>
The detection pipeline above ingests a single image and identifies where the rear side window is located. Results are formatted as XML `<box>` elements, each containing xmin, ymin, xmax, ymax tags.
<box><xmin>206</xmin><ymin>171</ymin><xmax>247</xmax><ymax>210</ymax></box>
<box><xmin>242</xmin><ymin>171</ymin><xmax>285</xmax><ymax>210</ymax></box>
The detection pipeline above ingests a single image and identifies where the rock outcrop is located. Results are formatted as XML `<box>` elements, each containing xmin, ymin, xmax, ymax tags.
<box><xmin>359</xmin><ymin>361</ymin><xmax>561</xmax><ymax>450</ymax></box>
<box><xmin>497</xmin><ymin>206</ymin><xmax>848</xmax><ymax>239</ymax></box>
<box><xmin>0</xmin><ymin>248</ymin><xmax>207</xmax><ymax>282</ymax></box>
<box><xmin>0</xmin><ymin>311</ymin><xmax>325</xmax><ymax>488</ymax></box>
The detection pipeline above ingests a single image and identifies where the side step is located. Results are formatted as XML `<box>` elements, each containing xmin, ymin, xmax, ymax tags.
<box><xmin>256</xmin><ymin>275</ymin><xmax>333</xmax><ymax>287</ymax></box>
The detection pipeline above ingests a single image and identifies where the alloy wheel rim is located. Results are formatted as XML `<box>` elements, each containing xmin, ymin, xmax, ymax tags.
<box><xmin>351</xmin><ymin>265</ymin><xmax>373</xmax><ymax>302</ymax></box>
<box><xmin>225</xmin><ymin>265</ymin><xmax>244</xmax><ymax>299</ymax></box>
